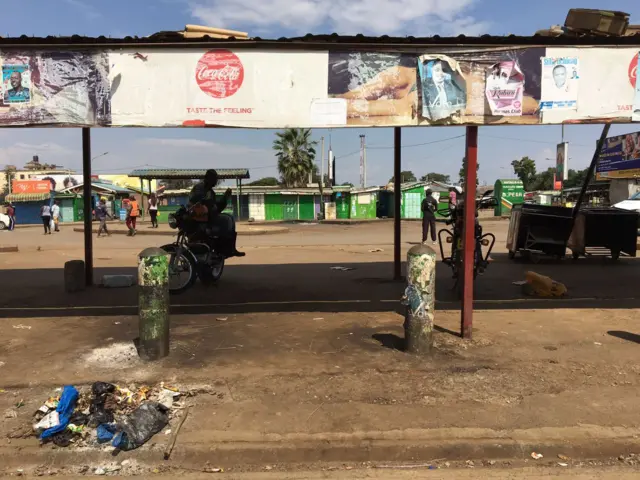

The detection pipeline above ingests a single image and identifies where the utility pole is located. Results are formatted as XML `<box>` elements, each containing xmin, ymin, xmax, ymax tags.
<box><xmin>363</xmin><ymin>136</ymin><xmax>367</xmax><ymax>188</ymax></box>
<box><xmin>319</xmin><ymin>136</ymin><xmax>325</xmax><ymax>219</ymax></box>
<box><xmin>359</xmin><ymin>134</ymin><xmax>365</xmax><ymax>189</ymax></box>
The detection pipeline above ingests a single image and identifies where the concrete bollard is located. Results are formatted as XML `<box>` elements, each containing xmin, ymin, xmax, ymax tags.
<box><xmin>402</xmin><ymin>244</ymin><xmax>436</xmax><ymax>355</ymax></box>
<box><xmin>64</xmin><ymin>260</ymin><xmax>86</xmax><ymax>293</ymax></box>
<box><xmin>138</xmin><ymin>247</ymin><xmax>170</xmax><ymax>361</ymax></box>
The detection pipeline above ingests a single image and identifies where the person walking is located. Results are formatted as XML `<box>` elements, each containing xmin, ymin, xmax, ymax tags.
<box><xmin>51</xmin><ymin>199</ymin><xmax>62</xmax><ymax>232</ymax></box>
<box><xmin>148</xmin><ymin>193</ymin><xmax>158</xmax><ymax>228</ymax></box>
<box><xmin>96</xmin><ymin>198</ymin><xmax>112</xmax><ymax>237</ymax></box>
<box><xmin>421</xmin><ymin>188</ymin><xmax>438</xmax><ymax>245</ymax></box>
<box><xmin>40</xmin><ymin>202</ymin><xmax>52</xmax><ymax>235</ymax></box>
<box><xmin>125</xmin><ymin>195</ymin><xmax>139</xmax><ymax>236</ymax></box>
<box><xmin>5</xmin><ymin>203</ymin><xmax>15</xmax><ymax>231</ymax></box>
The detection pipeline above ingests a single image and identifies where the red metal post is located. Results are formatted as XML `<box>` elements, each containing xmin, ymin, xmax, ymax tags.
<box><xmin>461</xmin><ymin>126</ymin><xmax>478</xmax><ymax>339</ymax></box>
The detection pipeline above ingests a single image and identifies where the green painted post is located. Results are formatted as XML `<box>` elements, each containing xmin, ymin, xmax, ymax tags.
<box><xmin>138</xmin><ymin>247</ymin><xmax>170</xmax><ymax>360</ymax></box>
<box><xmin>402</xmin><ymin>244</ymin><xmax>436</xmax><ymax>355</ymax></box>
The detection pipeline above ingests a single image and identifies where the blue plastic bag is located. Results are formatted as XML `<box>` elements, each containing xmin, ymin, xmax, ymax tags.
<box><xmin>41</xmin><ymin>385</ymin><xmax>79</xmax><ymax>440</ymax></box>
<box><xmin>97</xmin><ymin>423</ymin><xmax>117</xmax><ymax>443</ymax></box>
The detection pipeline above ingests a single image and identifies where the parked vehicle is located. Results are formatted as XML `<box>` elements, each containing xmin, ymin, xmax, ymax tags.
<box><xmin>437</xmin><ymin>191</ymin><xmax>497</xmax><ymax>295</ymax></box>
<box><xmin>160</xmin><ymin>205</ymin><xmax>227</xmax><ymax>294</ymax></box>
<box><xmin>0</xmin><ymin>212</ymin><xmax>9</xmax><ymax>230</ymax></box>
<box><xmin>613</xmin><ymin>191</ymin><xmax>640</xmax><ymax>234</ymax></box>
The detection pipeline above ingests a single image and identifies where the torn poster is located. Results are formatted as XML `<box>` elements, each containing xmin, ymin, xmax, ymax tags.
<box><xmin>0</xmin><ymin>51</ymin><xmax>111</xmax><ymax>126</ymax></box>
<box><xmin>540</xmin><ymin>56</ymin><xmax>579</xmax><ymax>110</ymax></box>
<box><xmin>418</xmin><ymin>54</ymin><xmax>467</xmax><ymax>121</ymax></box>
<box><xmin>485</xmin><ymin>61</ymin><xmax>524</xmax><ymax>116</ymax></box>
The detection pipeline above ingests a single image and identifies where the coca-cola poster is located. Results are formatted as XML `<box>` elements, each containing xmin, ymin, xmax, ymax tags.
<box><xmin>110</xmin><ymin>49</ymin><xmax>329</xmax><ymax>127</ymax></box>
<box><xmin>631</xmin><ymin>53</ymin><xmax>640</xmax><ymax>122</ymax></box>
<box><xmin>542</xmin><ymin>47</ymin><xmax>637</xmax><ymax>124</ymax></box>
<box><xmin>485</xmin><ymin>61</ymin><xmax>524</xmax><ymax>116</ymax></box>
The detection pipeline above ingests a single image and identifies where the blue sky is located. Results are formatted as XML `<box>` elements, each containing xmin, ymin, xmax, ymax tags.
<box><xmin>2</xmin><ymin>0</ymin><xmax>640</xmax><ymax>186</ymax></box>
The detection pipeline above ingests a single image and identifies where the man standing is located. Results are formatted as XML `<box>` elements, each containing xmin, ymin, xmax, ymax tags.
<box><xmin>125</xmin><ymin>195</ymin><xmax>139</xmax><ymax>236</ymax></box>
<box><xmin>96</xmin><ymin>198</ymin><xmax>112</xmax><ymax>237</ymax></box>
<box><xmin>51</xmin><ymin>199</ymin><xmax>62</xmax><ymax>232</ymax></box>
<box><xmin>421</xmin><ymin>189</ymin><xmax>439</xmax><ymax>245</ymax></box>
<box><xmin>189</xmin><ymin>169</ymin><xmax>245</xmax><ymax>257</ymax></box>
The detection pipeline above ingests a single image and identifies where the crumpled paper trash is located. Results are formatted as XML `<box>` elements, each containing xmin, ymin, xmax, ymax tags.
<box><xmin>522</xmin><ymin>271</ymin><xmax>567</xmax><ymax>298</ymax></box>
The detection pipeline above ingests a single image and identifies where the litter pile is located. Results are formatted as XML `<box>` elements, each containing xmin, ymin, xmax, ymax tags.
<box><xmin>32</xmin><ymin>381</ymin><xmax>185</xmax><ymax>451</ymax></box>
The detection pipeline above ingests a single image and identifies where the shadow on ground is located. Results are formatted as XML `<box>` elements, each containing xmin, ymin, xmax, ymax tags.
<box><xmin>1</xmin><ymin>255</ymin><xmax>640</xmax><ymax>318</ymax></box>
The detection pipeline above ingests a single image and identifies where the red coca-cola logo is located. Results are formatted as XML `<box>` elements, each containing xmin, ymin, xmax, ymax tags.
<box><xmin>196</xmin><ymin>49</ymin><xmax>244</xmax><ymax>99</ymax></box>
<box><xmin>629</xmin><ymin>53</ymin><xmax>638</xmax><ymax>88</ymax></box>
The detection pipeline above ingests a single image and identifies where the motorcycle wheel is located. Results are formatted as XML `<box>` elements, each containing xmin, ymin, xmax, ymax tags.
<box><xmin>160</xmin><ymin>244</ymin><xmax>197</xmax><ymax>294</ymax></box>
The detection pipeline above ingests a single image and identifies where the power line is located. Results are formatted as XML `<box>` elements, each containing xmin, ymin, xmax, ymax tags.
<box><xmin>482</xmin><ymin>134</ymin><xmax>592</xmax><ymax>148</ymax></box>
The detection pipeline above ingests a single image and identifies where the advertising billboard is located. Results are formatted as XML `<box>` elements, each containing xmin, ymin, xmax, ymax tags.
<box><xmin>556</xmin><ymin>142</ymin><xmax>568</xmax><ymax>182</ymax></box>
<box><xmin>596</xmin><ymin>132</ymin><xmax>640</xmax><ymax>179</ymax></box>
<box><xmin>11</xmin><ymin>180</ymin><xmax>50</xmax><ymax>194</ymax></box>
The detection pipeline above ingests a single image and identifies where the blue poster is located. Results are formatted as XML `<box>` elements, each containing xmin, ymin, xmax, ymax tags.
<box><xmin>597</xmin><ymin>132</ymin><xmax>640</xmax><ymax>179</ymax></box>
<box><xmin>2</xmin><ymin>64</ymin><xmax>31</xmax><ymax>104</ymax></box>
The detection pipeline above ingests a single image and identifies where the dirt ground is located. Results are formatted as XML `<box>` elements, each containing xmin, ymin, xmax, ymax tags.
<box><xmin>1</xmin><ymin>220</ymin><xmax>640</xmax><ymax>475</ymax></box>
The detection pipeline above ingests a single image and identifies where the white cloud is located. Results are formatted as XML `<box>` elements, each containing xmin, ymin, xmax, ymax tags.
<box><xmin>136</xmin><ymin>137</ymin><xmax>268</xmax><ymax>155</ymax></box>
<box><xmin>189</xmin><ymin>0</ymin><xmax>488</xmax><ymax>36</ymax></box>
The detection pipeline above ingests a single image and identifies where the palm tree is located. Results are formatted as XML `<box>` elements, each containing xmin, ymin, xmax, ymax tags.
<box><xmin>273</xmin><ymin>128</ymin><xmax>317</xmax><ymax>188</ymax></box>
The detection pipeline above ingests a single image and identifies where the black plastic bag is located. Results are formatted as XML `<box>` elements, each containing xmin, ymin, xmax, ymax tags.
<box><xmin>91</xmin><ymin>382</ymin><xmax>115</xmax><ymax>397</ymax></box>
<box><xmin>112</xmin><ymin>402</ymin><xmax>168</xmax><ymax>451</ymax></box>
<box><xmin>52</xmin><ymin>430</ymin><xmax>74</xmax><ymax>447</ymax></box>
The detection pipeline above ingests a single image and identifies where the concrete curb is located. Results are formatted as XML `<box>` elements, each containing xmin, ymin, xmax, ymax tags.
<box><xmin>72</xmin><ymin>226</ymin><xmax>290</xmax><ymax>236</ymax></box>
<box><xmin>1</xmin><ymin>426</ymin><xmax>638</xmax><ymax>470</ymax></box>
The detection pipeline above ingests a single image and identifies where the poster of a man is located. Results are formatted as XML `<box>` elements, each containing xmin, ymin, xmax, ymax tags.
<box><xmin>2</xmin><ymin>65</ymin><xmax>31</xmax><ymax>104</ymax></box>
<box><xmin>485</xmin><ymin>61</ymin><xmax>524</xmax><ymax>116</ymax></box>
<box><xmin>418</xmin><ymin>55</ymin><xmax>467</xmax><ymax>122</ymax></box>
<box><xmin>540</xmin><ymin>57</ymin><xmax>579</xmax><ymax>110</ymax></box>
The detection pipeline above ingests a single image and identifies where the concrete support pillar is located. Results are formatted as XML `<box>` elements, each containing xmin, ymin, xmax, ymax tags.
<box><xmin>403</xmin><ymin>244</ymin><xmax>436</xmax><ymax>355</ymax></box>
<box><xmin>138</xmin><ymin>247</ymin><xmax>170</xmax><ymax>360</ymax></box>
<box><xmin>64</xmin><ymin>260</ymin><xmax>86</xmax><ymax>293</ymax></box>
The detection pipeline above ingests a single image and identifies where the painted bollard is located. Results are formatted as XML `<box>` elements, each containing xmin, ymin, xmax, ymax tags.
<box><xmin>402</xmin><ymin>244</ymin><xmax>436</xmax><ymax>355</ymax></box>
<box><xmin>138</xmin><ymin>247</ymin><xmax>170</xmax><ymax>361</ymax></box>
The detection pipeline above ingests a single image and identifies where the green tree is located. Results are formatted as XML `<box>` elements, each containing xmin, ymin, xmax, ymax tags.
<box><xmin>564</xmin><ymin>168</ymin><xmax>589</xmax><ymax>188</ymax></box>
<box><xmin>511</xmin><ymin>156</ymin><xmax>537</xmax><ymax>190</ymax></box>
<box><xmin>420</xmin><ymin>172</ymin><xmax>451</xmax><ymax>183</ymax></box>
<box><xmin>248</xmin><ymin>177</ymin><xmax>280</xmax><ymax>186</ymax></box>
<box><xmin>389</xmin><ymin>171</ymin><xmax>417</xmax><ymax>183</ymax></box>
<box><xmin>1</xmin><ymin>165</ymin><xmax>15</xmax><ymax>198</ymax></box>
<box><xmin>459</xmin><ymin>157</ymin><xmax>479</xmax><ymax>186</ymax></box>
<box><xmin>530</xmin><ymin>168</ymin><xmax>556</xmax><ymax>191</ymax></box>
<box><xmin>273</xmin><ymin>128</ymin><xmax>317</xmax><ymax>188</ymax></box>
<box><xmin>341</xmin><ymin>182</ymin><xmax>354</xmax><ymax>187</ymax></box>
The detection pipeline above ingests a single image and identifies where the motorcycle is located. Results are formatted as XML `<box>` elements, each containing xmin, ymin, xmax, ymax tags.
<box><xmin>160</xmin><ymin>204</ymin><xmax>227</xmax><ymax>294</ymax></box>
<box><xmin>437</xmin><ymin>190</ymin><xmax>497</xmax><ymax>294</ymax></box>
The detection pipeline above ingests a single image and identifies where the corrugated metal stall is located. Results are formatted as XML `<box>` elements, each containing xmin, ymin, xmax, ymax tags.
<box><xmin>265</xmin><ymin>193</ymin><xmax>283</xmax><ymax>221</ymax></box>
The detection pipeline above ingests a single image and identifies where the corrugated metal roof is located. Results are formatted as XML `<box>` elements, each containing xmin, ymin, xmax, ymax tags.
<box><xmin>6</xmin><ymin>192</ymin><xmax>50</xmax><ymax>203</ymax></box>
<box><xmin>0</xmin><ymin>33</ymin><xmax>639</xmax><ymax>50</ymax></box>
<box><xmin>130</xmin><ymin>168</ymin><xmax>250</xmax><ymax>180</ymax></box>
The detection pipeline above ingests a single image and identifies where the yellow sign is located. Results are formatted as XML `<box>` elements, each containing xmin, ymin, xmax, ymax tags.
<box><xmin>98</xmin><ymin>175</ymin><xmax>157</xmax><ymax>193</ymax></box>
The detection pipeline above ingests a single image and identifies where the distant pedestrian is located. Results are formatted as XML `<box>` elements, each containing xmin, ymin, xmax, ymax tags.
<box><xmin>421</xmin><ymin>188</ymin><xmax>438</xmax><ymax>244</ymax></box>
<box><xmin>5</xmin><ymin>203</ymin><xmax>15</xmax><ymax>231</ymax></box>
<box><xmin>126</xmin><ymin>195</ymin><xmax>139</xmax><ymax>236</ymax></box>
<box><xmin>40</xmin><ymin>202</ymin><xmax>52</xmax><ymax>235</ymax></box>
<box><xmin>96</xmin><ymin>198</ymin><xmax>112</xmax><ymax>237</ymax></box>
<box><xmin>148</xmin><ymin>193</ymin><xmax>158</xmax><ymax>228</ymax></box>
<box><xmin>51</xmin><ymin>199</ymin><xmax>62</xmax><ymax>232</ymax></box>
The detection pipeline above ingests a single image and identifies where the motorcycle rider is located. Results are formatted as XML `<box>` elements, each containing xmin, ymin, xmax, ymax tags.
<box><xmin>189</xmin><ymin>169</ymin><xmax>245</xmax><ymax>258</ymax></box>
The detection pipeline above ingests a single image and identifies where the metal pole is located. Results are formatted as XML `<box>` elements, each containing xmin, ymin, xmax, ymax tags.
<box><xmin>572</xmin><ymin>124</ymin><xmax>611</xmax><ymax>220</ymax></box>
<box><xmin>82</xmin><ymin>128</ymin><xmax>93</xmax><ymax>287</ymax></box>
<box><xmin>363</xmin><ymin>136</ymin><xmax>367</xmax><ymax>188</ymax></box>
<box><xmin>138</xmin><ymin>247</ymin><xmax>170</xmax><ymax>360</ymax></box>
<box><xmin>359</xmin><ymin>135</ymin><xmax>365</xmax><ymax>189</ymax></box>
<box><xmin>403</xmin><ymin>244</ymin><xmax>436</xmax><ymax>354</ymax></box>
<box><xmin>139</xmin><ymin>178</ymin><xmax>145</xmax><ymax>221</ymax></box>
<box><xmin>236</xmin><ymin>178</ymin><xmax>240</xmax><ymax>220</ymax></box>
<box><xmin>461</xmin><ymin>126</ymin><xmax>478</xmax><ymax>339</ymax></box>
<box><xmin>320</xmin><ymin>136</ymin><xmax>325</xmax><ymax>218</ymax></box>
<box><xmin>238</xmin><ymin>178</ymin><xmax>242</xmax><ymax>220</ymax></box>
<box><xmin>394</xmin><ymin>127</ymin><xmax>402</xmax><ymax>280</ymax></box>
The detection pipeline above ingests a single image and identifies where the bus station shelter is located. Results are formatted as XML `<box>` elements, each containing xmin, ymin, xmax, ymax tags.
<box><xmin>1</xmin><ymin>29</ymin><xmax>639</xmax><ymax>336</ymax></box>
